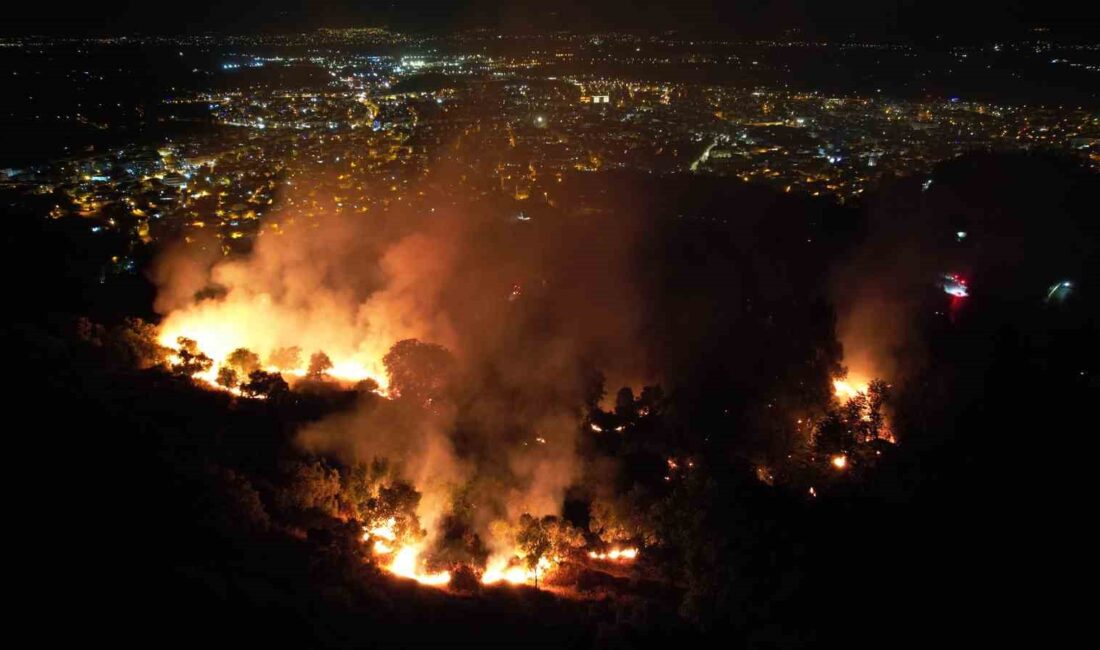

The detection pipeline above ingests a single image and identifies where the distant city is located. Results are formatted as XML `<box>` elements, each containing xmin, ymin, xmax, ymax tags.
<box><xmin>2</xmin><ymin>27</ymin><xmax>1098</xmax><ymax>263</ymax></box>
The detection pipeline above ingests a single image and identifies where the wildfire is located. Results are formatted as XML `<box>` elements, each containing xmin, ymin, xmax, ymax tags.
<box><xmin>481</xmin><ymin>554</ymin><xmax>558</xmax><ymax>586</ymax></box>
<box><xmin>832</xmin><ymin>378</ymin><xmax>868</xmax><ymax>400</ymax></box>
<box><xmin>364</xmin><ymin>517</ymin><xmax>398</xmax><ymax>553</ymax></box>
<box><xmin>159</xmin><ymin>329</ymin><xmax>389</xmax><ymax>396</ymax></box>
<box><xmin>387</xmin><ymin>546</ymin><xmax>452</xmax><ymax>586</ymax></box>
<box><xmin>588</xmin><ymin>547</ymin><xmax>638</xmax><ymax>561</ymax></box>
<box><xmin>363</xmin><ymin>518</ymin><xmax>451</xmax><ymax>587</ymax></box>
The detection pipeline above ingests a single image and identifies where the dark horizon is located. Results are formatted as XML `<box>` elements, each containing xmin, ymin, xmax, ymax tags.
<box><xmin>7</xmin><ymin>0</ymin><xmax>1099</xmax><ymax>39</ymax></box>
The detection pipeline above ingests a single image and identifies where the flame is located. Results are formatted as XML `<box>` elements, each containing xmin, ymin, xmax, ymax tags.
<box><xmin>831</xmin><ymin>455</ymin><xmax>848</xmax><ymax>470</ymax></box>
<box><xmin>832</xmin><ymin>378</ymin><xmax>867</xmax><ymax>400</ymax></box>
<box><xmin>588</xmin><ymin>547</ymin><xmax>639</xmax><ymax>561</ymax></box>
<box><xmin>387</xmin><ymin>546</ymin><xmax>452</xmax><ymax>586</ymax></box>
<box><xmin>159</xmin><ymin>329</ymin><xmax>389</xmax><ymax>396</ymax></box>
<box><xmin>362</xmin><ymin>518</ymin><xmax>451</xmax><ymax>586</ymax></box>
<box><xmin>481</xmin><ymin>554</ymin><xmax>558</xmax><ymax>585</ymax></box>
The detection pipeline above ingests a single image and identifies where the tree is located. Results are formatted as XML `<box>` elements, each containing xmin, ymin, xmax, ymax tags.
<box><xmin>355</xmin><ymin>377</ymin><xmax>381</xmax><ymax>394</ymax></box>
<box><xmin>279</xmin><ymin>459</ymin><xmax>342</xmax><ymax>517</ymax></box>
<box><xmin>226</xmin><ymin>347</ymin><xmax>261</xmax><ymax>377</ymax></box>
<box><xmin>109</xmin><ymin>317</ymin><xmax>169</xmax><ymax>369</ymax></box>
<box><xmin>615</xmin><ymin>386</ymin><xmax>638</xmax><ymax>422</ymax></box>
<box><xmin>382</xmin><ymin>339</ymin><xmax>455</xmax><ymax>403</ymax></box>
<box><xmin>515</xmin><ymin>514</ymin><xmax>585</xmax><ymax>588</ymax></box>
<box><xmin>863</xmin><ymin>379</ymin><xmax>890</xmax><ymax>442</ymax></box>
<box><xmin>216</xmin><ymin>366</ymin><xmax>239</xmax><ymax>389</ymax></box>
<box><xmin>241</xmin><ymin>369</ymin><xmax>289</xmax><ymax>399</ymax></box>
<box><xmin>172</xmin><ymin>337</ymin><xmax>212</xmax><ymax>376</ymax></box>
<box><xmin>433</xmin><ymin>485</ymin><xmax>489</xmax><ymax>566</ymax></box>
<box><xmin>589</xmin><ymin>486</ymin><xmax>659</xmax><ymax>546</ymax></box>
<box><xmin>307</xmin><ymin>351</ymin><xmax>334</xmax><ymax>378</ymax></box>
<box><xmin>210</xmin><ymin>466</ymin><xmax>270</xmax><ymax>531</ymax></box>
<box><xmin>515</xmin><ymin>514</ymin><xmax>552</xmax><ymax>588</ymax></box>
<box><xmin>363</xmin><ymin>480</ymin><xmax>425</xmax><ymax>544</ymax></box>
<box><xmin>581</xmin><ymin>367</ymin><xmax>607</xmax><ymax>411</ymax></box>
<box><xmin>340</xmin><ymin>461</ymin><xmax>425</xmax><ymax>543</ymax></box>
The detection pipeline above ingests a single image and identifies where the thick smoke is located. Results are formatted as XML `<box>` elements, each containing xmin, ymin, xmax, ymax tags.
<box><xmin>298</xmin><ymin>399</ymin><xmax>467</xmax><ymax>534</ymax></box>
<box><xmin>829</xmin><ymin>187</ymin><xmax>945</xmax><ymax>385</ymax></box>
<box><xmin>152</xmin><ymin>165</ymin><xmax>655</xmax><ymax>549</ymax></box>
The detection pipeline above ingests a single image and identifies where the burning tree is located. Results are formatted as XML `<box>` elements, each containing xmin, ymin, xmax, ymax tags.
<box><xmin>172</xmin><ymin>337</ymin><xmax>212</xmax><ymax>376</ymax></box>
<box><xmin>307</xmin><ymin>351</ymin><xmax>334</xmax><ymax>378</ymax></box>
<box><xmin>816</xmin><ymin>379</ymin><xmax>891</xmax><ymax>452</ymax></box>
<box><xmin>226</xmin><ymin>347</ymin><xmax>262</xmax><ymax>377</ymax></box>
<box><xmin>343</xmin><ymin>460</ymin><xmax>425</xmax><ymax>545</ymax></box>
<box><xmin>514</xmin><ymin>514</ymin><xmax>585</xmax><ymax>588</ymax></box>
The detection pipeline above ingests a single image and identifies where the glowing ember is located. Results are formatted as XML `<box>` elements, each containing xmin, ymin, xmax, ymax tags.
<box><xmin>588</xmin><ymin>547</ymin><xmax>639</xmax><ymax>561</ymax></box>
<box><xmin>831</xmin><ymin>455</ymin><xmax>848</xmax><ymax>470</ymax></box>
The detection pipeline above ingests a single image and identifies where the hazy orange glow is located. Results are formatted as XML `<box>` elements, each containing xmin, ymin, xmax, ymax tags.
<box><xmin>831</xmin><ymin>455</ymin><xmax>848</xmax><ymax>470</ymax></box>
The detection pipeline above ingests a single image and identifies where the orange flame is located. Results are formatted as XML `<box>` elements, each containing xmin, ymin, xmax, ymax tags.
<box><xmin>832</xmin><ymin>378</ymin><xmax>867</xmax><ymax>400</ymax></box>
<box><xmin>481</xmin><ymin>554</ymin><xmax>558</xmax><ymax>586</ymax></box>
<box><xmin>363</xmin><ymin>518</ymin><xmax>451</xmax><ymax>587</ymax></box>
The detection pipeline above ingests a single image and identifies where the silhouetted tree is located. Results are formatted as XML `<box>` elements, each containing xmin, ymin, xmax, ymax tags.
<box><xmin>241</xmin><ymin>369</ymin><xmax>289</xmax><ymax>399</ymax></box>
<box><xmin>615</xmin><ymin>387</ymin><xmax>638</xmax><ymax>422</ymax></box>
<box><xmin>109</xmin><ymin>317</ymin><xmax>168</xmax><ymax>369</ymax></box>
<box><xmin>355</xmin><ymin>377</ymin><xmax>381</xmax><ymax>394</ymax></box>
<box><xmin>226</xmin><ymin>347</ymin><xmax>261</xmax><ymax>377</ymax></box>
<box><xmin>382</xmin><ymin>339</ymin><xmax>455</xmax><ymax>403</ymax></box>
<box><xmin>278</xmin><ymin>459</ymin><xmax>342</xmax><ymax>517</ymax></box>
<box><xmin>172</xmin><ymin>337</ymin><xmax>212</xmax><ymax>376</ymax></box>
<box><xmin>216</xmin><ymin>366</ymin><xmax>239</xmax><ymax>389</ymax></box>
<box><xmin>308</xmin><ymin>351</ymin><xmax>333</xmax><ymax>378</ymax></box>
<box><xmin>590</xmin><ymin>485</ymin><xmax>659</xmax><ymax>546</ymax></box>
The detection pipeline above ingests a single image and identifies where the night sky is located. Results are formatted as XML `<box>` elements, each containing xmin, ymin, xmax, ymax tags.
<box><xmin>7</xmin><ymin>0</ymin><xmax>1097</xmax><ymax>38</ymax></box>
